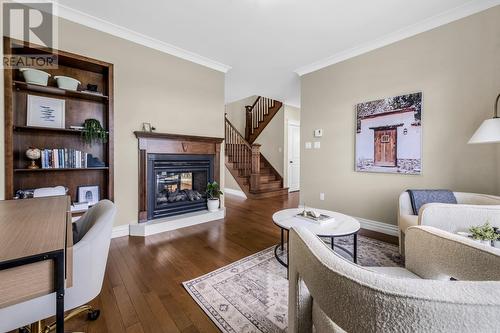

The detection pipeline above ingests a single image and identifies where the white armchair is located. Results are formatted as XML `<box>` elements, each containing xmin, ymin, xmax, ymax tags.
<box><xmin>398</xmin><ymin>191</ymin><xmax>500</xmax><ymax>254</ymax></box>
<box><xmin>288</xmin><ymin>225</ymin><xmax>500</xmax><ymax>333</ymax></box>
<box><xmin>0</xmin><ymin>200</ymin><xmax>116</xmax><ymax>332</ymax></box>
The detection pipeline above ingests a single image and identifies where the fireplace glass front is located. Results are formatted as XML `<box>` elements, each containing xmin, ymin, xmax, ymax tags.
<box><xmin>148</xmin><ymin>154</ymin><xmax>213</xmax><ymax>219</ymax></box>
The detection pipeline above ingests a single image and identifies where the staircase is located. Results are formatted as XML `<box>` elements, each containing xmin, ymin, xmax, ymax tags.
<box><xmin>245</xmin><ymin>97</ymin><xmax>283</xmax><ymax>143</ymax></box>
<box><xmin>225</xmin><ymin>97</ymin><xmax>288</xmax><ymax>199</ymax></box>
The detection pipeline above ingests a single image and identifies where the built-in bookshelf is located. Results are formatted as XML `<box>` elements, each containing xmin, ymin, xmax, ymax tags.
<box><xmin>3</xmin><ymin>37</ymin><xmax>114</xmax><ymax>203</ymax></box>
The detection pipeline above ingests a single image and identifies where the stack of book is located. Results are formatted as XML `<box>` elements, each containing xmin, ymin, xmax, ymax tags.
<box><xmin>40</xmin><ymin>148</ymin><xmax>89</xmax><ymax>169</ymax></box>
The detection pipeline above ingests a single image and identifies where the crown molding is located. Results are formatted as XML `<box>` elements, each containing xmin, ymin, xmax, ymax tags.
<box><xmin>52</xmin><ymin>2</ymin><xmax>231</xmax><ymax>73</ymax></box>
<box><xmin>295</xmin><ymin>0</ymin><xmax>500</xmax><ymax>76</ymax></box>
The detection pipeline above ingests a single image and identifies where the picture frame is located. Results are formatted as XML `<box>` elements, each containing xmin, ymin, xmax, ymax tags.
<box><xmin>77</xmin><ymin>185</ymin><xmax>100</xmax><ymax>205</ymax></box>
<box><xmin>27</xmin><ymin>95</ymin><xmax>65</xmax><ymax>129</ymax></box>
<box><xmin>355</xmin><ymin>92</ymin><xmax>422</xmax><ymax>175</ymax></box>
<box><xmin>142</xmin><ymin>122</ymin><xmax>152</xmax><ymax>132</ymax></box>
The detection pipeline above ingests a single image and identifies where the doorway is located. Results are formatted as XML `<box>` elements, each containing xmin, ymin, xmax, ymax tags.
<box><xmin>373</xmin><ymin>128</ymin><xmax>397</xmax><ymax>167</ymax></box>
<box><xmin>288</xmin><ymin>121</ymin><xmax>300</xmax><ymax>191</ymax></box>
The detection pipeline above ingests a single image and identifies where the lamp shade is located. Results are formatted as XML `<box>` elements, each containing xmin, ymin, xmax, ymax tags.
<box><xmin>468</xmin><ymin>118</ymin><xmax>500</xmax><ymax>144</ymax></box>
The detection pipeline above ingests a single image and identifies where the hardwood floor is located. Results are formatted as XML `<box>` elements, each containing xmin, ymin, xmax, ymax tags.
<box><xmin>43</xmin><ymin>192</ymin><xmax>397</xmax><ymax>332</ymax></box>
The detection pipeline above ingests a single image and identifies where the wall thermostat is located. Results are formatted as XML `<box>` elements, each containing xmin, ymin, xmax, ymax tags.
<box><xmin>314</xmin><ymin>129</ymin><xmax>323</xmax><ymax>137</ymax></box>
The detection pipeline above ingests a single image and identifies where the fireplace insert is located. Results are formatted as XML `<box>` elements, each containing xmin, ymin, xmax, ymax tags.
<box><xmin>147</xmin><ymin>154</ymin><xmax>214</xmax><ymax>219</ymax></box>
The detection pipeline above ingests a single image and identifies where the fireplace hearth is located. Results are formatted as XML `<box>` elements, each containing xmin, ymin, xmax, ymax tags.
<box><xmin>148</xmin><ymin>154</ymin><xmax>214</xmax><ymax>219</ymax></box>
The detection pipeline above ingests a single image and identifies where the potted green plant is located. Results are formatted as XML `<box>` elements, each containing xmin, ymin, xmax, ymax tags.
<box><xmin>206</xmin><ymin>181</ymin><xmax>223</xmax><ymax>212</ymax></box>
<box><xmin>82</xmin><ymin>118</ymin><xmax>108</xmax><ymax>145</ymax></box>
<box><xmin>469</xmin><ymin>222</ymin><xmax>499</xmax><ymax>246</ymax></box>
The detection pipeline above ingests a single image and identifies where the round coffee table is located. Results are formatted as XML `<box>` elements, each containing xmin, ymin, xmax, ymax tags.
<box><xmin>272</xmin><ymin>208</ymin><xmax>361</xmax><ymax>271</ymax></box>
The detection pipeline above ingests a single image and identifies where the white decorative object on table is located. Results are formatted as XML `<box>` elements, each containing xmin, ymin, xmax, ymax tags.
<box><xmin>54</xmin><ymin>75</ymin><xmax>80</xmax><ymax>91</ymax></box>
<box><xmin>20</xmin><ymin>68</ymin><xmax>51</xmax><ymax>85</ymax></box>
<box><xmin>27</xmin><ymin>95</ymin><xmax>65</xmax><ymax>129</ymax></box>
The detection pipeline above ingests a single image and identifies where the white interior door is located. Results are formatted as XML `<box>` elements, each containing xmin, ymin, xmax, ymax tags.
<box><xmin>288</xmin><ymin>122</ymin><xmax>300</xmax><ymax>192</ymax></box>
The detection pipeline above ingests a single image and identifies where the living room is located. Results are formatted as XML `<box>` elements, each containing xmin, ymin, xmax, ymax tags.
<box><xmin>0</xmin><ymin>1</ymin><xmax>499</xmax><ymax>332</ymax></box>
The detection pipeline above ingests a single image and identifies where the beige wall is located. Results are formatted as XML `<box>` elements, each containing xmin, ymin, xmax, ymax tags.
<box><xmin>254</xmin><ymin>107</ymin><xmax>285</xmax><ymax>176</ymax></box>
<box><xmin>300</xmin><ymin>6</ymin><xmax>500</xmax><ymax>226</ymax></box>
<box><xmin>1</xmin><ymin>18</ymin><xmax>225</xmax><ymax>226</ymax></box>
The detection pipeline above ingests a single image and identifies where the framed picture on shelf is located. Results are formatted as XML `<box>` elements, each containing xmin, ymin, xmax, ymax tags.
<box><xmin>77</xmin><ymin>185</ymin><xmax>100</xmax><ymax>206</ymax></box>
<box><xmin>27</xmin><ymin>95</ymin><xmax>65</xmax><ymax>129</ymax></box>
<box><xmin>142</xmin><ymin>122</ymin><xmax>152</xmax><ymax>132</ymax></box>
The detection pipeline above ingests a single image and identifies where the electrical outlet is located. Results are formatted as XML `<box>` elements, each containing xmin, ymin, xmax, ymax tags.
<box><xmin>305</xmin><ymin>142</ymin><xmax>312</xmax><ymax>149</ymax></box>
<box><xmin>320</xmin><ymin>193</ymin><xmax>325</xmax><ymax>201</ymax></box>
<box><xmin>314</xmin><ymin>141</ymin><xmax>321</xmax><ymax>149</ymax></box>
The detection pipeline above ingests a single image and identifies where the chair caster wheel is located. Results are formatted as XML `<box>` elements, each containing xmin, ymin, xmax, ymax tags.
<box><xmin>18</xmin><ymin>328</ymin><xmax>30</xmax><ymax>333</ymax></box>
<box><xmin>87</xmin><ymin>309</ymin><xmax>100</xmax><ymax>321</ymax></box>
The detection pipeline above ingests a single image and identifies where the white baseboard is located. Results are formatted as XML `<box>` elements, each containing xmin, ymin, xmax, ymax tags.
<box><xmin>112</xmin><ymin>224</ymin><xmax>130</xmax><ymax>238</ymax></box>
<box><xmin>224</xmin><ymin>188</ymin><xmax>247</xmax><ymax>198</ymax></box>
<box><xmin>356</xmin><ymin>217</ymin><xmax>399</xmax><ymax>236</ymax></box>
<box><xmin>129</xmin><ymin>208</ymin><xmax>226</xmax><ymax>237</ymax></box>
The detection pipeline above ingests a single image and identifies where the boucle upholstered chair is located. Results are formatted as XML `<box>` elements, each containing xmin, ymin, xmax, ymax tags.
<box><xmin>398</xmin><ymin>191</ymin><xmax>500</xmax><ymax>254</ymax></box>
<box><xmin>288</xmin><ymin>225</ymin><xmax>500</xmax><ymax>333</ymax></box>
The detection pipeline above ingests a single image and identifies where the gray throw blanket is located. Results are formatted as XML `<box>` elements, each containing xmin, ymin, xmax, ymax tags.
<box><xmin>407</xmin><ymin>189</ymin><xmax>457</xmax><ymax>215</ymax></box>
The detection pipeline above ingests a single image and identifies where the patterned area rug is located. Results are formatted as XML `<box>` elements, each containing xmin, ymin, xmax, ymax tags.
<box><xmin>183</xmin><ymin>235</ymin><xmax>403</xmax><ymax>333</ymax></box>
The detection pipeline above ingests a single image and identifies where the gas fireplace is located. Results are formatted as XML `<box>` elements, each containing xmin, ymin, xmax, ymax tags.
<box><xmin>148</xmin><ymin>154</ymin><xmax>214</xmax><ymax>219</ymax></box>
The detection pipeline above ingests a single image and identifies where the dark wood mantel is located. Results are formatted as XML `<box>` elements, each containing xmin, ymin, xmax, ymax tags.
<box><xmin>134</xmin><ymin>131</ymin><xmax>224</xmax><ymax>222</ymax></box>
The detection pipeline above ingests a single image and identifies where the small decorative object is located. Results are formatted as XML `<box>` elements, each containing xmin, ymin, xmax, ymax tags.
<box><xmin>206</xmin><ymin>181</ymin><xmax>223</xmax><ymax>212</ymax></box>
<box><xmin>296</xmin><ymin>205</ymin><xmax>333</xmax><ymax>224</ymax></box>
<box><xmin>469</xmin><ymin>222</ymin><xmax>499</xmax><ymax>246</ymax></box>
<box><xmin>142</xmin><ymin>122</ymin><xmax>152</xmax><ymax>132</ymax></box>
<box><xmin>87</xmin><ymin>154</ymin><xmax>105</xmax><ymax>167</ymax></box>
<box><xmin>71</xmin><ymin>201</ymin><xmax>89</xmax><ymax>212</ymax></box>
<box><xmin>20</xmin><ymin>68</ymin><xmax>51</xmax><ymax>85</ymax></box>
<box><xmin>494</xmin><ymin>227</ymin><xmax>500</xmax><ymax>248</ymax></box>
<box><xmin>77</xmin><ymin>185</ymin><xmax>100</xmax><ymax>206</ymax></box>
<box><xmin>82</xmin><ymin>119</ymin><xmax>108</xmax><ymax>145</ymax></box>
<box><xmin>87</xmin><ymin>84</ymin><xmax>98</xmax><ymax>92</ymax></box>
<box><xmin>27</xmin><ymin>95</ymin><xmax>65</xmax><ymax>129</ymax></box>
<box><xmin>25</xmin><ymin>147</ymin><xmax>41</xmax><ymax>169</ymax></box>
<box><xmin>54</xmin><ymin>75</ymin><xmax>80</xmax><ymax>91</ymax></box>
<box><xmin>355</xmin><ymin>92</ymin><xmax>422</xmax><ymax>174</ymax></box>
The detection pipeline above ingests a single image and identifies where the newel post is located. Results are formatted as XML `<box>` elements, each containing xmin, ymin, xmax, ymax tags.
<box><xmin>250</xmin><ymin>144</ymin><xmax>261</xmax><ymax>191</ymax></box>
<box><xmin>245</xmin><ymin>105</ymin><xmax>253</xmax><ymax>141</ymax></box>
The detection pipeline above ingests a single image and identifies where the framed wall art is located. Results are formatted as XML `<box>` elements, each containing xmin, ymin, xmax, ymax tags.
<box><xmin>355</xmin><ymin>92</ymin><xmax>422</xmax><ymax>174</ymax></box>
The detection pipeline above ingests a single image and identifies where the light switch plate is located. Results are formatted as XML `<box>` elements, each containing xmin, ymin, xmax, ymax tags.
<box><xmin>320</xmin><ymin>193</ymin><xmax>325</xmax><ymax>201</ymax></box>
<box><xmin>305</xmin><ymin>142</ymin><xmax>312</xmax><ymax>149</ymax></box>
<box><xmin>313</xmin><ymin>141</ymin><xmax>321</xmax><ymax>149</ymax></box>
<box><xmin>314</xmin><ymin>129</ymin><xmax>323</xmax><ymax>137</ymax></box>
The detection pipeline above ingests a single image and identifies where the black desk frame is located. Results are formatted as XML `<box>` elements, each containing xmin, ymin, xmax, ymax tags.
<box><xmin>0</xmin><ymin>250</ymin><xmax>65</xmax><ymax>333</ymax></box>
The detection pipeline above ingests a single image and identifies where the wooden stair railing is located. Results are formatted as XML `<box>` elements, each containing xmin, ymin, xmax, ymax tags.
<box><xmin>245</xmin><ymin>96</ymin><xmax>283</xmax><ymax>143</ymax></box>
<box><xmin>225</xmin><ymin>117</ymin><xmax>262</xmax><ymax>191</ymax></box>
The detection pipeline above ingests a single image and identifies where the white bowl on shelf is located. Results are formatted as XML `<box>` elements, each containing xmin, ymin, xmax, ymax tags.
<box><xmin>20</xmin><ymin>68</ymin><xmax>51</xmax><ymax>86</ymax></box>
<box><xmin>54</xmin><ymin>76</ymin><xmax>81</xmax><ymax>91</ymax></box>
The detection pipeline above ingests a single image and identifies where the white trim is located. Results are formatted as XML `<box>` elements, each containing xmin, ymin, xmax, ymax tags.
<box><xmin>356</xmin><ymin>217</ymin><xmax>399</xmax><ymax>236</ymax></box>
<box><xmin>295</xmin><ymin>1</ymin><xmax>500</xmax><ymax>76</ymax></box>
<box><xmin>129</xmin><ymin>208</ymin><xmax>225</xmax><ymax>237</ymax></box>
<box><xmin>49</xmin><ymin>2</ymin><xmax>232</xmax><ymax>73</ymax></box>
<box><xmin>111</xmin><ymin>224</ymin><xmax>130</xmax><ymax>238</ymax></box>
<box><xmin>224</xmin><ymin>188</ymin><xmax>247</xmax><ymax>198</ymax></box>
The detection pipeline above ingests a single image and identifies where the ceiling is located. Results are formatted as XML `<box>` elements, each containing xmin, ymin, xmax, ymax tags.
<box><xmin>56</xmin><ymin>0</ymin><xmax>499</xmax><ymax>107</ymax></box>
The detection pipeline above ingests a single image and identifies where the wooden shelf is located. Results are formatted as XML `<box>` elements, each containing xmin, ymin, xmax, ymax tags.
<box><xmin>13</xmin><ymin>80</ymin><xmax>109</xmax><ymax>102</ymax></box>
<box><xmin>14</xmin><ymin>167</ymin><xmax>109</xmax><ymax>172</ymax></box>
<box><xmin>14</xmin><ymin>125</ymin><xmax>83</xmax><ymax>134</ymax></box>
<box><xmin>4</xmin><ymin>37</ymin><xmax>114</xmax><ymax>203</ymax></box>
